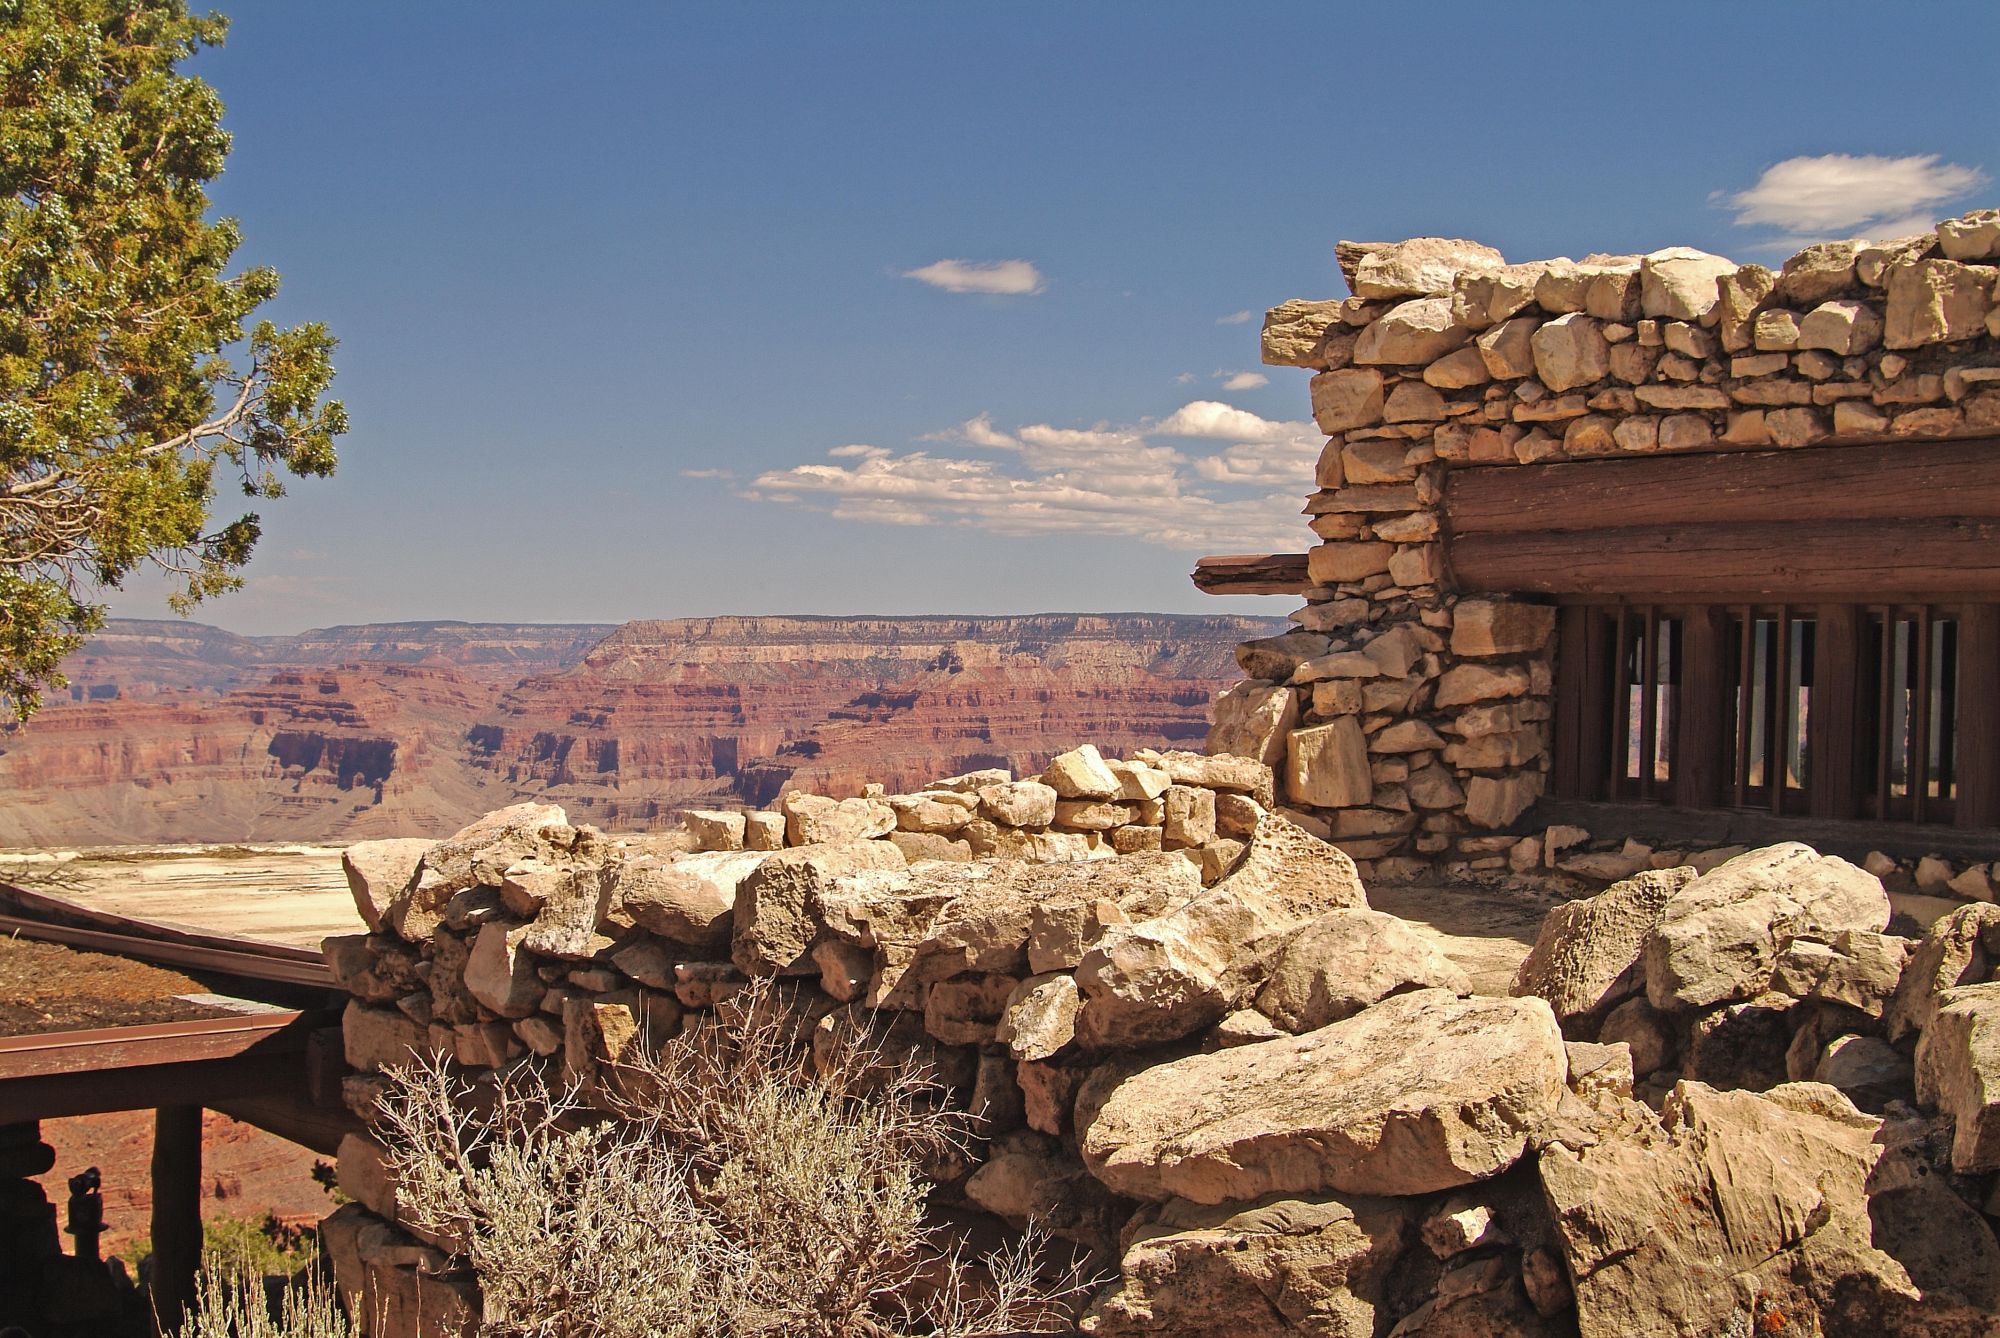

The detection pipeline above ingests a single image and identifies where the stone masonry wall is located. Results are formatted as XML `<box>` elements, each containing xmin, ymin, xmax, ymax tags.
<box><xmin>320</xmin><ymin>792</ymin><xmax>2000</xmax><ymax>1336</ymax></box>
<box><xmin>1216</xmin><ymin>210</ymin><xmax>2000</xmax><ymax>885</ymax></box>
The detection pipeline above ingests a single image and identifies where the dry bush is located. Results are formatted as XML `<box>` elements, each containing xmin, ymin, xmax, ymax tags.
<box><xmin>174</xmin><ymin>1248</ymin><xmax>356</xmax><ymax>1338</ymax></box>
<box><xmin>375</xmin><ymin>985</ymin><xmax>1088</xmax><ymax>1337</ymax></box>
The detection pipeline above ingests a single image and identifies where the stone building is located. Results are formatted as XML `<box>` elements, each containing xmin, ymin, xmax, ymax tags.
<box><xmin>1197</xmin><ymin>214</ymin><xmax>2000</xmax><ymax>886</ymax></box>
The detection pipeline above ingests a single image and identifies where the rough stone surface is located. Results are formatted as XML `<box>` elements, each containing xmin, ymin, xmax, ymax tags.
<box><xmin>1541</xmin><ymin>1081</ymin><xmax>2000</xmax><ymax>1338</ymax></box>
<box><xmin>1255</xmin><ymin>908</ymin><xmax>1471</xmax><ymax>1032</ymax></box>
<box><xmin>1084</xmin><ymin>1192</ymin><xmax>1415</xmax><ymax>1338</ymax></box>
<box><xmin>730</xmin><ymin>839</ymin><xmax>906</xmax><ymax>976</ymax></box>
<box><xmin>1885</xmin><ymin>902</ymin><xmax>2000</xmax><ymax>1043</ymax></box>
<box><xmin>1513</xmin><ymin>867</ymin><xmax>1692</xmax><ymax>1030</ymax></box>
<box><xmin>342</xmin><ymin>838</ymin><xmax>432</xmax><ymax>935</ymax></box>
<box><xmin>1081</xmin><ymin>989</ymin><xmax>1566</xmax><ymax>1202</ymax></box>
<box><xmin>1074</xmin><ymin>813</ymin><xmax>1365</xmax><ymax>1047</ymax></box>
<box><xmin>1642</xmin><ymin>843</ymin><xmax>1890</xmax><ymax>1011</ymax></box>
<box><xmin>1354</xmin><ymin>298</ymin><xmax>1472</xmax><ymax>366</ymax></box>
<box><xmin>1352</xmin><ymin>237</ymin><xmax>1505</xmax><ymax>300</ymax></box>
<box><xmin>616</xmin><ymin>850</ymin><xmax>765</xmax><ymax>951</ymax></box>
<box><xmin>1915</xmin><ymin>982</ymin><xmax>2000</xmax><ymax>1171</ymax></box>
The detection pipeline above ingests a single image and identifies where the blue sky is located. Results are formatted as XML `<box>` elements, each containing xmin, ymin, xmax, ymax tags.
<box><xmin>108</xmin><ymin>1</ymin><xmax>1999</xmax><ymax>633</ymax></box>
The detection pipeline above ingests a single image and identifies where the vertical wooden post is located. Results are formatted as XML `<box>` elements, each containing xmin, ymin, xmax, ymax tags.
<box><xmin>1556</xmin><ymin>607</ymin><xmax>1615</xmax><ymax>801</ymax></box>
<box><xmin>1676</xmin><ymin>607</ymin><xmax>1729</xmax><ymax>809</ymax></box>
<box><xmin>1959</xmin><ymin>605</ymin><xmax>2000</xmax><ymax>828</ymax></box>
<box><xmin>1552</xmin><ymin>605</ymin><xmax>1588</xmax><ymax>799</ymax></box>
<box><xmin>150</xmin><ymin>1105</ymin><xmax>202</xmax><ymax>1333</ymax></box>
<box><xmin>1811</xmin><ymin>605</ymin><xmax>1863</xmax><ymax>821</ymax></box>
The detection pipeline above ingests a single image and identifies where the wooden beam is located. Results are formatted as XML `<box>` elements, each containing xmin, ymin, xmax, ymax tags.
<box><xmin>1447</xmin><ymin>518</ymin><xmax>2000</xmax><ymax>599</ymax></box>
<box><xmin>1959</xmin><ymin>606</ymin><xmax>2000</xmax><ymax>829</ymax></box>
<box><xmin>1810</xmin><ymin>605</ymin><xmax>1864</xmax><ymax>820</ymax></box>
<box><xmin>1444</xmin><ymin>437</ymin><xmax>2000</xmax><ymax>536</ymax></box>
<box><xmin>0</xmin><ymin>1012</ymin><xmax>327</xmax><ymax>1082</ymax></box>
<box><xmin>151</xmin><ymin>1105</ymin><xmax>203</xmax><ymax>1333</ymax></box>
<box><xmin>1191</xmin><ymin>552</ymin><xmax>1311</xmax><ymax>595</ymax></box>
<box><xmin>1676</xmin><ymin>606</ymin><xmax>1730</xmax><ymax>809</ymax></box>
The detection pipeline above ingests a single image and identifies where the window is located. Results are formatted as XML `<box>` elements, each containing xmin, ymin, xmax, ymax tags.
<box><xmin>1552</xmin><ymin>603</ymin><xmax>1997</xmax><ymax>829</ymax></box>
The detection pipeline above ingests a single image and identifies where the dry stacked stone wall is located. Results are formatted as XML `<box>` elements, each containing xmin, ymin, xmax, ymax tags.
<box><xmin>1219</xmin><ymin>210</ymin><xmax>2000</xmax><ymax>884</ymax></box>
<box><xmin>322</xmin><ymin>793</ymin><xmax>2000</xmax><ymax>1336</ymax></box>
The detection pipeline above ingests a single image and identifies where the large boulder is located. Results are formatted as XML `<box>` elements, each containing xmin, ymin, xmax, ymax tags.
<box><xmin>1540</xmin><ymin>1080</ymin><xmax>2000</xmax><ymax>1338</ymax></box>
<box><xmin>1769</xmin><ymin>929</ymin><xmax>1909</xmax><ymax>1016</ymax></box>
<box><xmin>1082</xmin><ymin>1192</ymin><xmax>1415</xmax><ymax>1338</ymax></box>
<box><xmin>1255</xmin><ymin>908</ymin><xmax>1470</xmax><ymax>1033</ymax></box>
<box><xmin>1512</xmin><ymin>867</ymin><xmax>1691</xmax><ymax>1033</ymax></box>
<box><xmin>386</xmin><ymin>803</ymin><xmax>572</xmax><ymax>941</ymax></box>
<box><xmin>1206</xmin><ymin>681</ymin><xmax>1300</xmax><ymax>772</ymax></box>
<box><xmin>779</xmin><ymin>792</ymin><xmax>895</xmax><ymax>845</ymax></box>
<box><xmin>341</xmin><ymin>838</ymin><xmax>432</xmax><ymax>934</ymax></box>
<box><xmin>1074</xmin><ymin>813</ymin><xmax>1366</xmax><ymax>1047</ymax></box>
<box><xmin>1885</xmin><ymin>902</ymin><xmax>2000</xmax><ymax>1043</ymax></box>
<box><xmin>819</xmin><ymin>851</ymin><xmax>1201</xmax><ymax>1009</ymax></box>
<box><xmin>615</xmin><ymin>850</ymin><xmax>767</xmax><ymax>951</ymax></box>
<box><xmin>729</xmin><ymin>840</ymin><xmax>906</xmax><ymax>976</ymax></box>
<box><xmin>1642</xmin><ymin>844</ymin><xmax>1889</xmax><ymax>1011</ymax></box>
<box><xmin>1350</xmin><ymin>237</ymin><xmax>1505</xmax><ymax>300</ymax></box>
<box><xmin>1080</xmin><ymin>989</ymin><xmax>1566</xmax><ymax>1203</ymax></box>
<box><xmin>1915</xmin><ymin>982</ymin><xmax>2000</xmax><ymax>1172</ymax></box>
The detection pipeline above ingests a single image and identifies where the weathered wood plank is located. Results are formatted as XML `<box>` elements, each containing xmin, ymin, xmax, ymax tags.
<box><xmin>1676</xmin><ymin>606</ymin><xmax>1730</xmax><ymax>810</ymax></box>
<box><xmin>1191</xmin><ymin>552</ymin><xmax>1311</xmax><ymax>595</ymax></box>
<box><xmin>1448</xmin><ymin>518</ymin><xmax>2000</xmax><ymax>598</ymax></box>
<box><xmin>1959</xmin><ymin>606</ymin><xmax>2000</xmax><ymax>829</ymax></box>
<box><xmin>1810</xmin><ymin>605</ymin><xmax>1863</xmax><ymax>820</ymax></box>
<box><xmin>1444</xmin><ymin>437</ymin><xmax>2000</xmax><ymax>536</ymax></box>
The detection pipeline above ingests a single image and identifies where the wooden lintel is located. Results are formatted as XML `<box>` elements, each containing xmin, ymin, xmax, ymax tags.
<box><xmin>1192</xmin><ymin>552</ymin><xmax>1311</xmax><ymax>596</ymax></box>
<box><xmin>1444</xmin><ymin>436</ymin><xmax>2000</xmax><ymax>537</ymax></box>
<box><xmin>1447</xmin><ymin>518</ymin><xmax>2000</xmax><ymax>599</ymax></box>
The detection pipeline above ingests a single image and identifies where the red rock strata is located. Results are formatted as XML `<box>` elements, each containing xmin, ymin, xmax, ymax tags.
<box><xmin>0</xmin><ymin>613</ymin><xmax>1280</xmax><ymax>843</ymax></box>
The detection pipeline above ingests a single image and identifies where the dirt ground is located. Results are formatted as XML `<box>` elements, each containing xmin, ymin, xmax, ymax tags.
<box><xmin>0</xmin><ymin>936</ymin><xmax>236</xmax><ymax>1036</ymax></box>
<box><xmin>0</xmin><ymin>843</ymin><xmax>362</xmax><ymax>950</ymax></box>
<box><xmin>1368</xmin><ymin>880</ymin><xmax>1558</xmax><ymax>995</ymax></box>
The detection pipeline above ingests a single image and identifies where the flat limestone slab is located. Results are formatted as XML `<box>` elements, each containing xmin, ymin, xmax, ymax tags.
<box><xmin>1081</xmin><ymin>988</ymin><xmax>1566</xmax><ymax>1203</ymax></box>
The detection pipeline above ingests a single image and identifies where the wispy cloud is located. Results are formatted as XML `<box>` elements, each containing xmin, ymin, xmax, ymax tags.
<box><xmin>1219</xmin><ymin>370</ymin><xmax>1269</xmax><ymax>391</ymax></box>
<box><xmin>682</xmin><ymin>467</ymin><xmax>736</xmax><ymax>480</ymax></box>
<box><xmin>1718</xmin><ymin>153</ymin><xmax>1988</xmax><ymax>244</ymax></box>
<box><xmin>902</xmin><ymin>258</ymin><xmax>1047</xmax><ymax>295</ymax></box>
<box><xmin>735</xmin><ymin>400</ymin><xmax>1320</xmax><ymax>552</ymax></box>
<box><xmin>1216</xmin><ymin>310</ymin><xmax>1253</xmax><ymax>325</ymax></box>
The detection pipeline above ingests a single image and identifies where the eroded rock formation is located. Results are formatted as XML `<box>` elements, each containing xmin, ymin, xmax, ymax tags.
<box><xmin>0</xmin><ymin>613</ymin><xmax>1278</xmax><ymax>844</ymax></box>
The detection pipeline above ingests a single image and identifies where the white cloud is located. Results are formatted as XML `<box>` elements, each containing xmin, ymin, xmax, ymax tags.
<box><xmin>1152</xmin><ymin>400</ymin><xmax>1313</xmax><ymax>442</ymax></box>
<box><xmin>682</xmin><ymin>467</ymin><xmax>736</xmax><ymax>480</ymax></box>
<box><xmin>1216</xmin><ymin>310</ymin><xmax>1253</xmax><ymax>325</ymax></box>
<box><xmin>1720</xmin><ymin>153</ymin><xmax>1988</xmax><ymax>241</ymax></box>
<box><xmin>1190</xmin><ymin>437</ymin><xmax>1321</xmax><ymax>486</ymax></box>
<box><xmin>902</xmin><ymin>258</ymin><xmax>1047</xmax><ymax>295</ymax></box>
<box><xmin>736</xmin><ymin>401</ymin><xmax>1323</xmax><ymax>553</ymax></box>
<box><xmin>1174</xmin><ymin>371</ymin><xmax>1197</xmax><ymax>385</ymax></box>
<box><xmin>1220</xmin><ymin>370</ymin><xmax>1269</xmax><ymax>391</ymax></box>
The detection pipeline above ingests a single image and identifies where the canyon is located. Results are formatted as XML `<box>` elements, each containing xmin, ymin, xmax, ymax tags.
<box><xmin>0</xmin><ymin>613</ymin><xmax>1281</xmax><ymax>845</ymax></box>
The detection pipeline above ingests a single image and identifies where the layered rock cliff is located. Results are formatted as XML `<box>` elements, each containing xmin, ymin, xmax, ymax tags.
<box><xmin>0</xmin><ymin>614</ymin><xmax>1281</xmax><ymax>844</ymax></box>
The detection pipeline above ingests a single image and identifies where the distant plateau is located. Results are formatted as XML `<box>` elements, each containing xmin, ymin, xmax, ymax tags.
<box><xmin>0</xmin><ymin>613</ymin><xmax>1284</xmax><ymax>844</ymax></box>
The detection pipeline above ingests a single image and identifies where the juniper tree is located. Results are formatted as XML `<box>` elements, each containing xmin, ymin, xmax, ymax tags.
<box><xmin>0</xmin><ymin>0</ymin><xmax>344</xmax><ymax>718</ymax></box>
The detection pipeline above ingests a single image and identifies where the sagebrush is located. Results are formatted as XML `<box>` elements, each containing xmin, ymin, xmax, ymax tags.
<box><xmin>374</xmin><ymin>985</ymin><xmax>1088</xmax><ymax>1337</ymax></box>
<box><xmin>174</xmin><ymin>1247</ymin><xmax>354</xmax><ymax>1338</ymax></box>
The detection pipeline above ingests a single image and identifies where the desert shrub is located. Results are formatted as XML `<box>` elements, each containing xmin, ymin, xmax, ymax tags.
<box><xmin>174</xmin><ymin>1247</ymin><xmax>354</xmax><ymax>1338</ymax></box>
<box><xmin>374</xmin><ymin>986</ymin><xmax>1086</xmax><ymax>1337</ymax></box>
